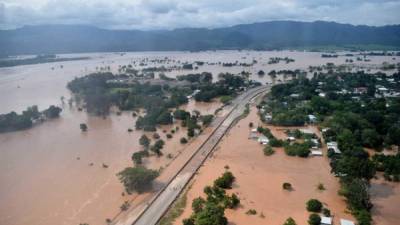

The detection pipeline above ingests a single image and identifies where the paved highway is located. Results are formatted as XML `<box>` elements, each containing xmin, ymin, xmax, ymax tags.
<box><xmin>132</xmin><ymin>85</ymin><xmax>269</xmax><ymax>225</ymax></box>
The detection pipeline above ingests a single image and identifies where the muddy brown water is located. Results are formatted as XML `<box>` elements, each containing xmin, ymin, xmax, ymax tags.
<box><xmin>0</xmin><ymin>51</ymin><xmax>398</xmax><ymax>225</ymax></box>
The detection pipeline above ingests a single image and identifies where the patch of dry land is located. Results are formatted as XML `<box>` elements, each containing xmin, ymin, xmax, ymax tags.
<box><xmin>174</xmin><ymin>104</ymin><xmax>354</xmax><ymax>225</ymax></box>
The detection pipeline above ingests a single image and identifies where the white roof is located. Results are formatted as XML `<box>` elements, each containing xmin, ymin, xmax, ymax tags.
<box><xmin>321</xmin><ymin>216</ymin><xmax>332</xmax><ymax>225</ymax></box>
<box><xmin>300</xmin><ymin>128</ymin><xmax>314</xmax><ymax>134</ymax></box>
<box><xmin>340</xmin><ymin>219</ymin><xmax>355</xmax><ymax>225</ymax></box>
<box><xmin>311</xmin><ymin>150</ymin><xmax>323</xmax><ymax>156</ymax></box>
<box><xmin>251</xmin><ymin>128</ymin><xmax>258</xmax><ymax>133</ymax></box>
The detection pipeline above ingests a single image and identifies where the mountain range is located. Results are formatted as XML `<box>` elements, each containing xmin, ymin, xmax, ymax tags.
<box><xmin>1</xmin><ymin>20</ymin><xmax>400</xmax><ymax>55</ymax></box>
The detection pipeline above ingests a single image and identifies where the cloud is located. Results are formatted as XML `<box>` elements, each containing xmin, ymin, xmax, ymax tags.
<box><xmin>0</xmin><ymin>0</ymin><xmax>399</xmax><ymax>29</ymax></box>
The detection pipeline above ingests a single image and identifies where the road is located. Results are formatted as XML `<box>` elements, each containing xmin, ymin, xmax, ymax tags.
<box><xmin>132</xmin><ymin>85</ymin><xmax>269</xmax><ymax>225</ymax></box>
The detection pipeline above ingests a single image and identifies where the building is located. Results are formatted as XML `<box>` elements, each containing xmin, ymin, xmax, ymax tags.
<box><xmin>340</xmin><ymin>219</ymin><xmax>355</xmax><ymax>225</ymax></box>
<box><xmin>327</xmin><ymin>141</ymin><xmax>341</xmax><ymax>154</ymax></box>
<box><xmin>258</xmin><ymin>136</ymin><xmax>269</xmax><ymax>145</ymax></box>
<box><xmin>321</xmin><ymin>216</ymin><xmax>332</xmax><ymax>225</ymax></box>
<box><xmin>311</xmin><ymin>150</ymin><xmax>323</xmax><ymax>156</ymax></box>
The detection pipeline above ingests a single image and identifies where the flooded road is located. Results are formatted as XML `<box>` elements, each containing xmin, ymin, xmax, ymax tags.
<box><xmin>0</xmin><ymin>50</ymin><xmax>398</xmax><ymax>225</ymax></box>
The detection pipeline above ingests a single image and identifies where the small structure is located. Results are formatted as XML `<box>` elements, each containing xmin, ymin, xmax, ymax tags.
<box><xmin>287</xmin><ymin>136</ymin><xmax>296</xmax><ymax>142</ymax></box>
<box><xmin>340</xmin><ymin>219</ymin><xmax>355</xmax><ymax>225</ymax></box>
<box><xmin>311</xmin><ymin>150</ymin><xmax>323</xmax><ymax>156</ymax></box>
<box><xmin>258</xmin><ymin>136</ymin><xmax>269</xmax><ymax>145</ymax></box>
<box><xmin>321</xmin><ymin>216</ymin><xmax>332</xmax><ymax>225</ymax></box>
<box><xmin>251</xmin><ymin>128</ymin><xmax>258</xmax><ymax>133</ymax></box>
<box><xmin>264</xmin><ymin>114</ymin><xmax>272</xmax><ymax>122</ymax></box>
<box><xmin>299</xmin><ymin>128</ymin><xmax>314</xmax><ymax>135</ymax></box>
<box><xmin>308</xmin><ymin>114</ymin><xmax>317</xmax><ymax>123</ymax></box>
<box><xmin>327</xmin><ymin>141</ymin><xmax>341</xmax><ymax>154</ymax></box>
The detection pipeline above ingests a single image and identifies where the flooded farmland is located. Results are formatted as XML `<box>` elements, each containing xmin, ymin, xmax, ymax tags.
<box><xmin>0</xmin><ymin>50</ymin><xmax>399</xmax><ymax>225</ymax></box>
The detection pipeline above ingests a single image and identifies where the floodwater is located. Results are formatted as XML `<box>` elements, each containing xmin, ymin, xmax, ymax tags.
<box><xmin>0</xmin><ymin>50</ymin><xmax>398</xmax><ymax>225</ymax></box>
<box><xmin>175</xmin><ymin>105</ymin><xmax>353</xmax><ymax>225</ymax></box>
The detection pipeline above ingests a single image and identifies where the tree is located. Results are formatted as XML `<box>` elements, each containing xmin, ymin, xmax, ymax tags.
<box><xmin>131</xmin><ymin>150</ymin><xmax>149</xmax><ymax>165</ymax></box>
<box><xmin>43</xmin><ymin>105</ymin><xmax>62</xmax><ymax>118</ymax></box>
<box><xmin>308</xmin><ymin>214</ymin><xmax>321</xmax><ymax>225</ymax></box>
<box><xmin>361</xmin><ymin>128</ymin><xmax>381</xmax><ymax>149</ymax></box>
<box><xmin>180</xmin><ymin>137</ymin><xmax>188</xmax><ymax>144</ymax></box>
<box><xmin>139</xmin><ymin>134</ymin><xmax>150</xmax><ymax>149</ymax></box>
<box><xmin>201</xmin><ymin>115</ymin><xmax>214</xmax><ymax>126</ymax></box>
<box><xmin>117</xmin><ymin>166</ymin><xmax>159</xmax><ymax>193</ymax></box>
<box><xmin>192</xmin><ymin>197</ymin><xmax>206</xmax><ymax>213</ymax></box>
<box><xmin>306</xmin><ymin>199</ymin><xmax>323</xmax><ymax>212</ymax></box>
<box><xmin>194</xmin><ymin>202</ymin><xmax>228</xmax><ymax>225</ymax></box>
<box><xmin>258</xmin><ymin>70</ymin><xmax>265</xmax><ymax>76</ymax></box>
<box><xmin>214</xmin><ymin>171</ymin><xmax>235</xmax><ymax>189</ymax></box>
<box><xmin>283</xmin><ymin>217</ymin><xmax>297</xmax><ymax>225</ymax></box>
<box><xmin>80</xmin><ymin>123</ymin><xmax>88</xmax><ymax>132</ymax></box>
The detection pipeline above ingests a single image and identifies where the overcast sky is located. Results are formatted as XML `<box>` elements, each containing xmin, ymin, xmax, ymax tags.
<box><xmin>1</xmin><ymin>0</ymin><xmax>400</xmax><ymax>30</ymax></box>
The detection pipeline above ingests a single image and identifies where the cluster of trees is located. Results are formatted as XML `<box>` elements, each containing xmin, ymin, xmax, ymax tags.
<box><xmin>0</xmin><ymin>54</ymin><xmax>88</xmax><ymax>68</ymax></box>
<box><xmin>67</xmin><ymin>72</ymin><xmax>246</xmax><ymax>131</ymax></box>
<box><xmin>372</xmin><ymin>154</ymin><xmax>400</xmax><ymax>181</ymax></box>
<box><xmin>0</xmin><ymin>105</ymin><xmax>62</xmax><ymax>133</ymax></box>
<box><xmin>117</xmin><ymin>166</ymin><xmax>159</xmax><ymax>194</ymax></box>
<box><xmin>284</xmin><ymin>142</ymin><xmax>311</xmax><ymax>157</ymax></box>
<box><xmin>268</xmin><ymin>57</ymin><xmax>295</xmax><ymax>64</ymax></box>
<box><xmin>183</xmin><ymin>171</ymin><xmax>240</xmax><ymax>225</ymax></box>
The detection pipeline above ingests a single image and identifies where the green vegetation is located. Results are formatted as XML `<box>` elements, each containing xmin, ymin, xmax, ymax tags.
<box><xmin>214</xmin><ymin>171</ymin><xmax>235</xmax><ymax>189</ymax></box>
<box><xmin>308</xmin><ymin>213</ymin><xmax>321</xmax><ymax>225</ymax></box>
<box><xmin>263</xmin><ymin>145</ymin><xmax>275</xmax><ymax>156</ymax></box>
<box><xmin>158</xmin><ymin>186</ymin><xmax>190</xmax><ymax>225</ymax></box>
<box><xmin>284</xmin><ymin>142</ymin><xmax>310</xmax><ymax>157</ymax></box>
<box><xmin>131</xmin><ymin>150</ymin><xmax>149</xmax><ymax>165</ymax></box>
<box><xmin>117</xmin><ymin>166</ymin><xmax>159</xmax><ymax>194</ymax></box>
<box><xmin>258</xmin><ymin>69</ymin><xmax>400</xmax><ymax>225</ymax></box>
<box><xmin>246</xmin><ymin>209</ymin><xmax>257</xmax><ymax>215</ymax></box>
<box><xmin>0</xmin><ymin>54</ymin><xmax>89</xmax><ymax>68</ymax></box>
<box><xmin>283</xmin><ymin>217</ymin><xmax>297</xmax><ymax>225</ymax></box>
<box><xmin>306</xmin><ymin>199</ymin><xmax>323</xmax><ymax>212</ymax></box>
<box><xmin>0</xmin><ymin>105</ymin><xmax>62</xmax><ymax>133</ymax></box>
<box><xmin>182</xmin><ymin>172</ymin><xmax>240</xmax><ymax>225</ymax></box>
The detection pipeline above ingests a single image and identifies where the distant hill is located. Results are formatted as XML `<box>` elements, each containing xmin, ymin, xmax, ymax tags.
<box><xmin>1</xmin><ymin>21</ymin><xmax>400</xmax><ymax>55</ymax></box>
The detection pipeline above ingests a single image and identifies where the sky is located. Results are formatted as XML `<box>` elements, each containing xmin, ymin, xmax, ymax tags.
<box><xmin>1</xmin><ymin>0</ymin><xmax>400</xmax><ymax>30</ymax></box>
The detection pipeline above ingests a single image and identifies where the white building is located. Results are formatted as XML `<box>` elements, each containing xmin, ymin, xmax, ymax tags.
<box><xmin>340</xmin><ymin>219</ymin><xmax>355</xmax><ymax>225</ymax></box>
<box><xmin>327</xmin><ymin>141</ymin><xmax>341</xmax><ymax>154</ymax></box>
<box><xmin>258</xmin><ymin>136</ymin><xmax>269</xmax><ymax>145</ymax></box>
<box><xmin>321</xmin><ymin>216</ymin><xmax>332</xmax><ymax>225</ymax></box>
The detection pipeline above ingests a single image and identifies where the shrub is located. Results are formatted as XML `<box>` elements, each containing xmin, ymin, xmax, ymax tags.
<box><xmin>282</xmin><ymin>182</ymin><xmax>292</xmax><ymax>190</ymax></box>
<box><xmin>246</xmin><ymin>209</ymin><xmax>257</xmax><ymax>215</ymax></box>
<box><xmin>120</xmin><ymin>201</ymin><xmax>130</xmax><ymax>211</ymax></box>
<box><xmin>283</xmin><ymin>217</ymin><xmax>297</xmax><ymax>225</ymax></box>
<box><xmin>166</xmin><ymin>133</ymin><xmax>173</xmax><ymax>139</ymax></box>
<box><xmin>322</xmin><ymin>208</ymin><xmax>331</xmax><ymax>217</ymax></box>
<box><xmin>80</xmin><ymin>123</ymin><xmax>88</xmax><ymax>132</ymax></box>
<box><xmin>264</xmin><ymin>146</ymin><xmax>275</xmax><ymax>156</ymax></box>
<box><xmin>306</xmin><ymin>199</ymin><xmax>323</xmax><ymax>212</ymax></box>
<box><xmin>180</xmin><ymin>137</ymin><xmax>188</xmax><ymax>144</ymax></box>
<box><xmin>249</xmin><ymin>122</ymin><xmax>254</xmax><ymax>127</ymax></box>
<box><xmin>308</xmin><ymin>213</ymin><xmax>321</xmax><ymax>225</ymax></box>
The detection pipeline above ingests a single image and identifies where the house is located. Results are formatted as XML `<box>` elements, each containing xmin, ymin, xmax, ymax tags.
<box><xmin>290</xmin><ymin>93</ymin><xmax>300</xmax><ymax>98</ymax></box>
<box><xmin>321</xmin><ymin>216</ymin><xmax>332</xmax><ymax>225</ymax></box>
<box><xmin>311</xmin><ymin>150</ymin><xmax>323</xmax><ymax>156</ymax></box>
<box><xmin>319</xmin><ymin>92</ymin><xmax>326</xmax><ymax>97</ymax></box>
<box><xmin>258</xmin><ymin>136</ymin><xmax>269</xmax><ymax>145</ymax></box>
<box><xmin>287</xmin><ymin>136</ymin><xmax>296</xmax><ymax>141</ymax></box>
<box><xmin>251</xmin><ymin>128</ymin><xmax>258</xmax><ymax>133</ymax></box>
<box><xmin>340</xmin><ymin>219</ymin><xmax>355</xmax><ymax>225</ymax></box>
<box><xmin>264</xmin><ymin>114</ymin><xmax>272</xmax><ymax>122</ymax></box>
<box><xmin>353</xmin><ymin>87</ymin><xmax>368</xmax><ymax>94</ymax></box>
<box><xmin>327</xmin><ymin>141</ymin><xmax>341</xmax><ymax>154</ymax></box>
<box><xmin>300</xmin><ymin>128</ymin><xmax>314</xmax><ymax>135</ymax></box>
<box><xmin>311</xmin><ymin>138</ymin><xmax>319</xmax><ymax>146</ymax></box>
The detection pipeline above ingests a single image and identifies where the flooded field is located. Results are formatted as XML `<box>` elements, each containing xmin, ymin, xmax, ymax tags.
<box><xmin>0</xmin><ymin>50</ymin><xmax>399</xmax><ymax>225</ymax></box>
